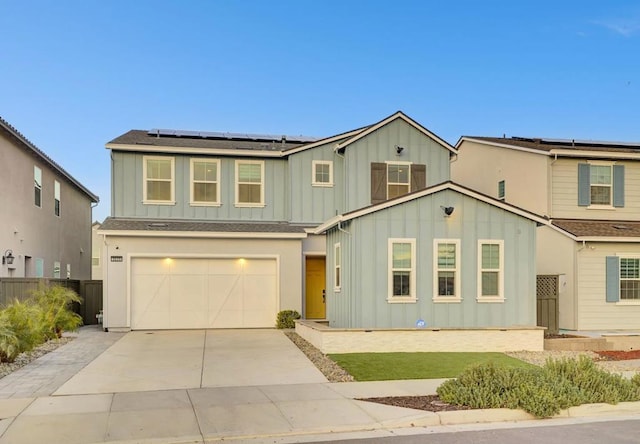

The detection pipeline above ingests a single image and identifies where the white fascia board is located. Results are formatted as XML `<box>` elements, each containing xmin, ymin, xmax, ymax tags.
<box><xmin>446</xmin><ymin>183</ymin><xmax>550</xmax><ymax>225</ymax></box>
<box><xmin>336</xmin><ymin>112</ymin><xmax>457</xmax><ymax>154</ymax></box>
<box><xmin>285</xmin><ymin>129</ymin><xmax>364</xmax><ymax>155</ymax></box>
<box><xmin>549</xmin><ymin>149</ymin><xmax>640</xmax><ymax>160</ymax></box>
<box><xmin>330</xmin><ymin>182</ymin><xmax>549</xmax><ymax>227</ymax></box>
<box><xmin>312</xmin><ymin>215</ymin><xmax>343</xmax><ymax>234</ymax></box>
<box><xmin>457</xmin><ymin>137</ymin><xmax>547</xmax><ymax>156</ymax></box>
<box><xmin>105</xmin><ymin>143</ymin><xmax>283</xmax><ymax>158</ymax></box>
<box><xmin>98</xmin><ymin>230</ymin><xmax>307</xmax><ymax>239</ymax></box>
<box><xmin>574</xmin><ymin>236</ymin><xmax>640</xmax><ymax>243</ymax></box>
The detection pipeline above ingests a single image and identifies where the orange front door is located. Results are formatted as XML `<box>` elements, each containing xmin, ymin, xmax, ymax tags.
<box><xmin>305</xmin><ymin>257</ymin><xmax>326</xmax><ymax>319</ymax></box>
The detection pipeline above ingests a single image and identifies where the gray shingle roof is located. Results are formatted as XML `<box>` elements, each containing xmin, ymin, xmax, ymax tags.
<box><xmin>99</xmin><ymin>217</ymin><xmax>313</xmax><ymax>234</ymax></box>
<box><xmin>107</xmin><ymin>130</ymin><xmax>314</xmax><ymax>152</ymax></box>
<box><xmin>0</xmin><ymin>116</ymin><xmax>99</xmax><ymax>202</ymax></box>
<box><xmin>466</xmin><ymin>136</ymin><xmax>640</xmax><ymax>154</ymax></box>
<box><xmin>552</xmin><ymin>219</ymin><xmax>640</xmax><ymax>238</ymax></box>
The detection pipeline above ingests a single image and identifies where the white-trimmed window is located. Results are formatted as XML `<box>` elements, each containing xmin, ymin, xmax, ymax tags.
<box><xmin>54</xmin><ymin>180</ymin><xmax>61</xmax><ymax>216</ymax></box>
<box><xmin>190</xmin><ymin>159</ymin><xmax>220</xmax><ymax>205</ymax></box>
<box><xmin>143</xmin><ymin>156</ymin><xmax>175</xmax><ymax>203</ymax></box>
<box><xmin>590</xmin><ymin>164</ymin><xmax>612</xmax><ymax>205</ymax></box>
<box><xmin>53</xmin><ymin>261</ymin><xmax>61</xmax><ymax>278</ymax></box>
<box><xmin>235</xmin><ymin>160</ymin><xmax>264</xmax><ymax>206</ymax></box>
<box><xmin>34</xmin><ymin>166</ymin><xmax>42</xmax><ymax>207</ymax></box>
<box><xmin>334</xmin><ymin>243</ymin><xmax>341</xmax><ymax>291</ymax></box>
<box><xmin>434</xmin><ymin>239</ymin><xmax>461</xmax><ymax>301</ymax></box>
<box><xmin>478</xmin><ymin>240</ymin><xmax>504</xmax><ymax>301</ymax></box>
<box><xmin>620</xmin><ymin>258</ymin><xmax>640</xmax><ymax>300</ymax></box>
<box><xmin>388</xmin><ymin>239</ymin><xmax>416</xmax><ymax>302</ymax></box>
<box><xmin>312</xmin><ymin>160</ymin><xmax>333</xmax><ymax>187</ymax></box>
<box><xmin>498</xmin><ymin>180</ymin><xmax>505</xmax><ymax>200</ymax></box>
<box><xmin>387</xmin><ymin>162</ymin><xmax>411</xmax><ymax>199</ymax></box>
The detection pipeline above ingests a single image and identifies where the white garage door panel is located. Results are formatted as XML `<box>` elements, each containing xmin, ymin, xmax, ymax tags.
<box><xmin>131</xmin><ymin>258</ymin><xmax>277</xmax><ymax>329</ymax></box>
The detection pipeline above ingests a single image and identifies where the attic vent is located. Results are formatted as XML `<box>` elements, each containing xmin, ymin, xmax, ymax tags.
<box><xmin>147</xmin><ymin>223</ymin><xmax>169</xmax><ymax>228</ymax></box>
<box><xmin>612</xmin><ymin>225</ymin><xmax>631</xmax><ymax>230</ymax></box>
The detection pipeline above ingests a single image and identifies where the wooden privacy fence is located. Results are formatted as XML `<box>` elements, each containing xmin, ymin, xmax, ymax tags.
<box><xmin>536</xmin><ymin>274</ymin><xmax>559</xmax><ymax>336</ymax></box>
<box><xmin>0</xmin><ymin>278</ymin><xmax>103</xmax><ymax>325</ymax></box>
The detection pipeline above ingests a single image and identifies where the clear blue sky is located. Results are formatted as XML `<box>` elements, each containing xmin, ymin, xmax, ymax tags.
<box><xmin>2</xmin><ymin>1</ymin><xmax>639</xmax><ymax>222</ymax></box>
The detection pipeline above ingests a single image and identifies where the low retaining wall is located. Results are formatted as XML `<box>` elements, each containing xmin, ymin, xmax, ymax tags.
<box><xmin>545</xmin><ymin>335</ymin><xmax>640</xmax><ymax>351</ymax></box>
<box><xmin>294</xmin><ymin>320</ymin><xmax>545</xmax><ymax>354</ymax></box>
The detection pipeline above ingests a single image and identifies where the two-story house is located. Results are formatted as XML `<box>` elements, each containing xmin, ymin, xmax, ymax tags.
<box><xmin>0</xmin><ymin>116</ymin><xmax>99</xmax><ymax>280</ymax></box>
<box><xmin>100</xmin><ymin>112</ymin><xmax>547</xmax><ymax>332</ymax></box>
<box><xmin>453</xmin><ymin>136</ymin><xmax>640</xmax><ymax>331</ymax></box>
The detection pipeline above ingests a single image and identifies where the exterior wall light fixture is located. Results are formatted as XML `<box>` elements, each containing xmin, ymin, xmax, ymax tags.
<box><xmin>2</xmin><ymin>250</ymin><xmax>15</xmax><ymax>265</ymax></box>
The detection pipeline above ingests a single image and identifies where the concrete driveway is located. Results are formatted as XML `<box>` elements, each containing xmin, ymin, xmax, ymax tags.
<box><xmin>54</xmin><ymin>329</ymin><xmax>327</xmax><ymax>395</ymax></box>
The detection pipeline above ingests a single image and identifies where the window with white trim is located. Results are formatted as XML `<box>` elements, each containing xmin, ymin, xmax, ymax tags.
<box><xmin>53</xmin><ymin>261</ymin><xmax>61</xmax><ymax>278</ymax></box>
<box><xmin>387</xmin><ymin>163</ymin><xmax>410</xmax><ymax>199</ymax></box>
<box><xmin>34</xmin><ymin>166</ymin><xmax>42</xmax><ymax>207</ymax></box>
<box><xmin>235</xmin><ymin>160</ymin><xmax>264</xmax><ymax>206</ymax></box>
<box><xmin>312</xmin><ymin>160</ymin><xmax>333</xmax><ymax>186</ymax></box>
<box><xmin>334</xmin><ymin>243</ymin><xmax>341</xmax><ymax>291</ymax></box>
<box><xmin>620</xmin><ymin>258</ymin><xmax>640</xmax><ymax>300</ymax></box>
<box><xmin>478</xmin><ymin>240</ymin><xmax>504</xmax><ymax>301</ymax></box>
<box><xmin>590</xmin><ymin>164</ymin><xmax>612</xmax><ymax>205</ymax></box>
<box><xmin>434</xmin><ymin>239</ymin><xmax>461</xmax><ymax>301</ymax></box>
<box><xmin>54</xmin><ymin>180</ymin><xmax>61</xmax><ymax>216</ymax></box>
<box><xmin>143</xmin><ymin>156</ymin><xmax>174</xmax><ymax>203</ymax></box>
<box><xmin>388</xmin><ymin>239</ymin><xmax>416</xmax><ymax>301</ymax></box>
<box><xmin>190</xmin><ymin>159</ymin><xmax>220</xmax><ymax>205</ymax></box>
<box><xmin>498</xmin><ymin>180</ymin><xmax>505</xmax><ymax>200</ymax></box>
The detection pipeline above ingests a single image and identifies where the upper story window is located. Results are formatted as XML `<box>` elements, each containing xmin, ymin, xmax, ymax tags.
<box><xmin>371</xmin><ymin>162</ymin><xmax>426</xmax><ymax>204</ymax></box>
<box><xmin>144</xmin><ymin>156</ymin><xmax>175</xmax><ymax>204</ymax></box>
<box><xmin>53</xmin><ymin>261</ymin><xmax>61</xmax><ymax>278</ymax></box>
<box><xmin>590</xmin><ymin>165</ymin><xmax>612</xmax><ymax>205</ymax></box>
<box><xmin>434</xmin><ymin>239</ymin><xmax>461</xmax><ymax>302</ymax></box>
<box><xmin>498</xmin><ymin>180</ymin><xmax>505</xmax><ymax>200</ymax></box>
<box><xmin>191</xmin><ymin>159</ymin><xmax>220</xmax><ymax>206</ymax></box>
<box><xmin>312</xmin><ymin>160</ymin><xmax>333</xmax><ymax>187</ymax></box>
<box><xmin>235</xmin><ymin>160</ymin><xmax>264</xmax><ymax>207</ymax></box>
<box><xmin>387</xmin><ymin>163</ymin><xmax>410</xmax><ymax>199</ymax></box>
<box><xmin>388</xmin><ymin>239</ymin><xmax>416</xmax><ymax>302</ymax></box>
<box><xmin>34</xmin><ymin>166</ymin><xmax>42</xmax><ymax>207</ymax></box>
<box><xmin>478</xmin><ymin>240</ymin><xmax>504</xmax><ymax>302</ymax></box>
<box><xmin>54</xmin><ymin>180</ymin><xmax>61</xmax><ymax>216</ymax></box>
<box><xmin>578</xmin><ymin>162</ymin><xmax>624</xmax><ymax>208</ymax></box>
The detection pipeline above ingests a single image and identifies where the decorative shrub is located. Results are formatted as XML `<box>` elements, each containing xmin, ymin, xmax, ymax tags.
<box><xmin>276</xmin><ymin>310</ymin><xmax>301</xmax><ymax>329</ymax></box>
<box><xmin>1</xmin><ymin>299</ymin><xmax>47</xmax><ymax>362</ymax></box>
<box><xmin>32</xmin><ymin>285</ymin><xmax>83</xmax><ymax>339</ymax></box>
<box><xmin>0</xmin><ymin>312</ymin><xmax>19</xmax><ymax>363</ymax></box>
<box><xmin>437</xmin><ymin>356</ymin><xmax>640</xmax><ymax>418</ymax></box>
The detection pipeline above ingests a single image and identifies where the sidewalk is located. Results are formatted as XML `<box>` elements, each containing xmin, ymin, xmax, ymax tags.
<box><xmin>0</xmin><ymin>327</ymin><xmax>639</xmax><ymax>444</ymax></box>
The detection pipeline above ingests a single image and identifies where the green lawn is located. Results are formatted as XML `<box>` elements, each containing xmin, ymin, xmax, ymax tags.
<box><xmin>328</xmin><ymin>352</ymin><xmax>534</xmax><ymax>381</ymax></box>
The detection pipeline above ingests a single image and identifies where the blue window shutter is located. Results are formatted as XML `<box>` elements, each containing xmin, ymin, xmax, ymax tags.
<box><xmin>613</xmin><ymin>165</ymin><xmax>625</xmax><ymax>207</ymax></box>
<box><xmin>606</xmin><ymin>256</ymin><xmax>620</xmax><ymax>303</ymax></box>
<box><xmin>577</xmin><ymin>163</ymin><xmax>590</xmax><ymax>206</ymax></box>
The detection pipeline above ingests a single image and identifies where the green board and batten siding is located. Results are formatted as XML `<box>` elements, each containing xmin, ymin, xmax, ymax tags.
<box><xmin>288</xmin><ymin>142</ymin><xmax>345</xmax><ymax>224</ymax></box>
<box><xmin>342</xmin><ymin>119</ymin><xmax>451</xmax><ymax>214</ymax></box>
<box><xmin>112</xmin><ymin>152</ymin><xmax>289</xmax><ymax>221</ymax></box>
<box><xmin>325</xmin><ymin>189</ymin><xmax>538</xmax><ymax>329</ymax></box>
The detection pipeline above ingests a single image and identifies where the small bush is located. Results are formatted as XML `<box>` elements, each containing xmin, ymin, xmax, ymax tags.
<box><xmin>437</xmin><ymin>356</ymin><xmax>640</xmax><ymax>418</ymax></box>
<box><xmin>276</xmin><ymin>310</ymin><xmax>301</xmax><ymax>329</ymax></box>
<box><xmin>32</xmin><ymin>285</ymin><xmax>83</xmax><ymax>339</ymax></box>
<box><xmin>0</xmin><ymin>312</ymin><xmax>19</xmax><ymax>363</ymax></box>
<box><xmin>1</xmin><ymin>299</ymin><xmax>47</xmax><ymax>362</ymax></box>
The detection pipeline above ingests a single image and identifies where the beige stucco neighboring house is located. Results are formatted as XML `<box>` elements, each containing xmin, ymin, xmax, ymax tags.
<box><xmin>453</xmin><ymin>136</ymin><xmax>640</xmax><ymax>331</ymax></box>
<box><xmin>0</xmin><ymin>116</ymin><xmax>99</xmax><ymax>280</ymax></box>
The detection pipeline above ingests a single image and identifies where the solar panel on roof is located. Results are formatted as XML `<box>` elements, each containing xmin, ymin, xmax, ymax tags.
<box><xmin>148</xmin><ymin>128</ymin><xmax>319</xmax><ymax>143</ymax></box>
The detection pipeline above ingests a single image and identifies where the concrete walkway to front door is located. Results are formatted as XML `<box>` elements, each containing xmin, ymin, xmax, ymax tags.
<box><xmin>54</xmin><ymin>329</ymin><xmax>328</xmax><ymax>395</ymax></box>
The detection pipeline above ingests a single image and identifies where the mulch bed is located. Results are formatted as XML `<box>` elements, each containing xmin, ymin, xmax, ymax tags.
<box><xmin>595</xmin><ymin>350</ymin><xmax>640</xmax><ymax>361</ymax></box>
<box><xmin>358</xmin><ymin>395</ymin><xmax>473</xmax><ymax>412</ymax></box>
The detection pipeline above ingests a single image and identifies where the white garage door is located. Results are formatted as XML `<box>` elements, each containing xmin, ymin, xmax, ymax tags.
<box><xmin>130</xmin><ymin>258</ymin><xmax>277</xmax><ymax>329</ymax></box>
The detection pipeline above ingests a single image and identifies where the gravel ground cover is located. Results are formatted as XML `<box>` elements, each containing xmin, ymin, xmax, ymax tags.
<box><xmin>0</xmin><ymin>337</ymin><xmax>74</xmax><ymax>379</ymax></box>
